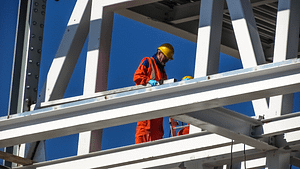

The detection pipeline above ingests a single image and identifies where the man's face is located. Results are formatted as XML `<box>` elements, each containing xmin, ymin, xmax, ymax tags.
<box><xmin>158</xmin><ymin>51</ymin><xmax>169</xmax><ymax>65</ymax></box>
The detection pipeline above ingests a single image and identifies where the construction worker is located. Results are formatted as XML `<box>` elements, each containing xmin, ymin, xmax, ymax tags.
<box><xmin>177</xmin><ymin>76</ymin><xmax>193</xmax><ymax>136</ymax></box>
<box><xmin>133</xmin><ymin>43</ymin><xmax>174</xmax><ymax>144</ymax></box>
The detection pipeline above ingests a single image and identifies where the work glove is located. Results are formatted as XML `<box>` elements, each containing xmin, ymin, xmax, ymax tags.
<box><xmin>148</xmin><ymin>80</ymin><xmax>158</xmax><ymax>86</ymax></box>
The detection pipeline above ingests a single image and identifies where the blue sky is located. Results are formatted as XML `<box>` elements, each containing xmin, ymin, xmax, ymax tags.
<box><xmin>0</xmin><ymin>1</ymin><xmax>299</xmax><ymax>168</ymax></box>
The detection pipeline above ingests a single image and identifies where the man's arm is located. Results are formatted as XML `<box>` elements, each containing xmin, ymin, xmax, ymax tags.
<box><xmin>133</xmin><ymin>58</ymin><xmax>150</xmax><ymax>85</ymax></box>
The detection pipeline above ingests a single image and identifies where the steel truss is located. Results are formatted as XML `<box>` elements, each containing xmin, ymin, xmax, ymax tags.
<box><xmin>1</xmin><ymin>0</ymin><xmax>300</xmax><ymax>168</ymax></box>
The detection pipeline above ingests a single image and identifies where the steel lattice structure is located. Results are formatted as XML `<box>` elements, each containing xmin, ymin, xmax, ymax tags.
<box><xmin>1</xmin><ymin>0</ymin><xmax>300</xmax><ymax>168</ymax></box>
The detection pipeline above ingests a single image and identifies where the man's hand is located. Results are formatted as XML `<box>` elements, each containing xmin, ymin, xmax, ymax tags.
<box><xmin>148</xmin><ymin>80</ymin><xmax>158</xmax><ymax>86</ymax></box>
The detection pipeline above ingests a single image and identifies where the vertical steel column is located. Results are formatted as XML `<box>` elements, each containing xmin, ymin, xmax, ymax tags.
<box><xmin>191</xmin><ymin>0</ymin><xmax>224</xmax><ymax>134</ymax></box>
<box><xmin>194</xmin><ymin>0</ymin><xmax>224</xmax><ymax>77</ymax></box>
<box><xmin>23</xmin><ymin>0</ymin><xmax>48</xmax><ymax>163</ymax></box>
<box><xmin>22</xmin><ymin>0</ymin><xmax>47</xmax><ymax>111</ymax></box>
<box><xmin>268</xmin><ymin>0</ymin><xmax>300</xmax><ymax>118</ymax></box>
<box><xmin>78</xmin><ymin>0</ymin><xmax>115</xmax><ymax>154</ymax></box>
<box><xmin>266</xmin><ymin>151</ymin><xmax>290</xmax><ymax>169</ymax></box>
<box><xmin>266</xmin><ymin>0</ymin><xmax>300</xmax><ymax>167</ymax></box>
<box><xmin>5</xmin><ymin>0</ymin><xmax>47</xmax><ymax>167</ymax></box>
<box><xmin>5</xmin><ymin>0</ymin><xmax>31</xmax><ymax>167</ymax></box>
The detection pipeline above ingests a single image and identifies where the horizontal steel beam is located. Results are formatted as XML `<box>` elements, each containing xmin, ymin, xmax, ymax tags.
<box><xmin>173</xmin><ymin>107</ymin><xmax>276</xmax><ymax>151</ymax></box>
<box><xmin>16</xmin><ymin>131</ymin><xmax>300</xmax><ymax>169</ymax></box>
<box><xmin>1</xmin><ymin>58</ymin><xmax>300</xmax><ymax>148</ymax></box>
<box><xmin>41</xmin><ymin>79</ymin><xmax>176</xmax><ymax>107</ymax></box>
<box><xmin>12</xmin><ymin>133</ymin><xmax>261</xmax><ymax>169</ymax></box>
<box><xmin>255</xmin><ymin>112</ymin><xmax>300</xmax><ymax>138</ymax></box>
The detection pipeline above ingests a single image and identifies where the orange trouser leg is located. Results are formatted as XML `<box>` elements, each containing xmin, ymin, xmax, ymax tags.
<box><xmin>135</xmin><ymin>134</ymin><xmax>150</xmax><ymax>144</ymax></box>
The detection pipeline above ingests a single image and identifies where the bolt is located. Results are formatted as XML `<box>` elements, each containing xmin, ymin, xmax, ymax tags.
<box><xmin>37</xmin><ymin>49</ymin><xmax>41</xmax><ymax>53</ymax></box>
<box><xmin>29</xmin><ymin>59</ymin><xmax>33</xmax><ymax>63</ymax></box>
<box><xmin>35</xmin><ymin>75</ymin><xmax>39</xmax><ymax>79</ymax></box>
<box><xmin>34</xmin><ymin>88</ymin><xmax>38</xmax><ymax>92</ymax></box>
<box><xmin>28</xmin><ymin>72</ymin><xmax>32</xmax><ymax>76</ymax></box>
<box><xmin>31</xmin><ymin>34</ymin><xmax>35</xmax><ymax>38</ymax></box>
<box><xmin>40</xmin><ymin>24</ymin><xmax>44</xmax><ymax>28</ymax></box>
<box><xmin>34</xmin><ymin>8</ymin><xmax>38</xmax><ymax>12</ymax></box>
<box><xmin>33</xmin><ymin>21</ymin><xmax>37</xmax><ymax>25</ymax></box>
<box><xmin>35</xmin><ymin>2</ymin><xmax>39</xmax><ymax>6</ymax></box>
<box><xmin>41</xmin><ymin>11</ymin><xmax>45</xmax><ymax>15</ymax></box>
<box><xmin>42</xmin><ymin>5</ymin><xmax>46</xmax><ymax>9</ymax></box>
<box><xmin>33</xmin><ymin>101</ymin><xmax>37</xmax><ymax>104</ymax></box>
<box><xmin>26</xmin><ymin>86</ymin><xmax>30</xmax><ymax>89</ymax></box>
<box><xmin>36</xmin><ymin>62</ymin><xmax>40</xmax><ymax>66</ymax></box>
<box><xmin>25</xmin><ymin>98</ymin><xmax>29</xmax><ymax>102</ymax></box>
<box><xmin>30</xmin><ymin>46</ymin><xmax>34</xmax><ymax>51</ymax></box>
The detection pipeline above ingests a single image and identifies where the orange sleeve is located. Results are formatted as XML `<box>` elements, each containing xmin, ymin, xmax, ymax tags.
<box><xmin>133</xmin><ymin>58</ymin><xmax>150</xmax><ymax>85</ymax></box>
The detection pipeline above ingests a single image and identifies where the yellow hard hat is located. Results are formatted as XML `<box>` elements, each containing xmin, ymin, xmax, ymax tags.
<box><xmin>182</xmin><ymin>76</ymin><xmax>194</xmax><ymax>81</ymax></box>
<box><xmin>158</xmin><ymin>43</ymin><xmax>174</xmax><ymax>60</ymax></box>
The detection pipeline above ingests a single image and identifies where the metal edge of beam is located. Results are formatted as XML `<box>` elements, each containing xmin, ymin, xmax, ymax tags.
<box><xmin>11</xmin><ymin>132</ymin><xmax>260</xmax><ymax>169</ymax></box>
<box><xmin>115</xmin><ymin>9</ymin><xmax>197</xmax><ymax>42</ymax></box>
<box><xmin>11</xmin><ymin>118</ymin><xmax>300</xmax><ymax>168</ymax></box>
<box><xmin>1</xmin><ymin>58</ymin><xmax>300</xmax><ymax>148</ymax></box>
<box><xmin>117</xmin><ymin>7</ymin><xmax>241</xmax><ymax>59</ymax></box>
<box><xmin>41</xmin><ymin>79</ymin><xmax>176</xmax><ymax>107</ymax></box>
<box><xmin>2</xmin><ymin>57</ymin><xmax>300</xmax><ymax>123</ymax></box>
<box><xmin>103</xmin><ymin>0</ymin><xmax>161</xmax><ymax>11</ymax></box>
<box><xmin>172</xmin><ymin>107</ymin><xmax>277</xmax><ymax>151</ymax></box>
<box><xmin>254</xmin><ymin>111</ymin><xmax>300</xmax><ymax>138</ymax></box>
<box><xmin>0</xmin><ymin>151</ymin><xmax>33</xmax><ymax>166</ymax></box>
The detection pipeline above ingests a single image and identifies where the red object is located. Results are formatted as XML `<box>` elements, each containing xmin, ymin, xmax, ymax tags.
<box><xmin>177</xmin><ymin>126</ymin><xmax>190</xmax><ymax>136</ymax></box>
<box><xmin>134</xmin><ymin>56</ymin><xmax>167</xmax><ymax>144</ymax></box>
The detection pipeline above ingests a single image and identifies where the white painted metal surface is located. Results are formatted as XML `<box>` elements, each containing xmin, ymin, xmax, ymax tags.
<box><xmin>13</xmin><ymin>132</ymin><xmax>300</xmax><ymax>169</ymax></box>
<box><xmin>2</xmin><ymin>0</ymin><xmax>300</xmax><ymax>168</ymax></box>
<box><xmin>1</xmin><ymin>58</ymin><xmax>300</xmax><ymax>149</ymax></box>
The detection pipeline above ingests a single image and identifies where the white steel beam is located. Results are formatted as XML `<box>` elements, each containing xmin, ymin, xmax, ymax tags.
<box><xmin>1</xmin><ymin>59</ymin><xmax>300</xmax><ymax>148</ymax></box>
<box><xmin>10</xmin><ymin>116</ymin><xmax>300</xmax><ymax>168</ymax></box>
<box><xmin>115</xmin><ymin>9</ymin><xmax>196</xmax><ymax>42</ymax></box>
<box><xmin>173</xmin><ymin>107</ymin><xmax>276</xmax><ymax>151</ymax></box>
<box><xmin>194</xmin><ymin>0</ymin><xmax>224</xmax><ymax>77</ymax></box>
<box><xmin>44</xmin><ymin>0</ymin><xmax>160</xmax><ymax>101</ymax></box>
<box><xmin>255</xmin><ymin>112</ymin><xmax>300</xmax><ymax>138</ymax></box>
<box><xmin>192</xmin><ymin>0</ymin><xmax>224</xmax><ymax>134</ymax></box>
<box><xmin>41</xmin><ymin>79</ymin><xmax>175</xmax><ymax>108</ymax></box>
<box><xmin>42</xmin><ymin>0</ymin><xmax>162</xmax><ymax>155</ymax></box>
<box><xmin>226</xmin><ymin>0</ymin><xmax>266</xmax><ymax>67</ymax></box>
<box><xmin>241</xmin><ymin>157</ymin><xmax>267</xmax><ymax>169</ymax></box>
<box><xmin>17</xmin><ymin>132</ymin><xmax>296</xmax><ymax>169</ymax></box>
<box><xmin>226</xmin><ymin>0</ymin><xmax>270</xmax><ymax>119</ymax></box>
<box><xmin>45</xmin><ymin>0</ymin><xmax>91</xmax><ymax>101</ymax></box>
<box><xmin>267</xmin><ymin>0</ymin><xmax>300</xmax><ymax>118</ymax></box>
<box><xmin>12</xmin><ymin>133</ymin><xmax>263</xmax><ymax>169</ymax></box>
<box><xmin>273</xmin><ymin>0</ymin><xmax>300</xmax><ymax>62</ymax></box>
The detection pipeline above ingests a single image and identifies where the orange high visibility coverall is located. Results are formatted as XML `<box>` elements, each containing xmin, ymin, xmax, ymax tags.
<box><xmin>177</xmin><ymin>126</ymin><xmax>189</xmax><ymax>136</ymax></box>
<box><xmin>134</xmin><ymin>55</ymin><xmax>167</xmax><ymax>144</ymax></box>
